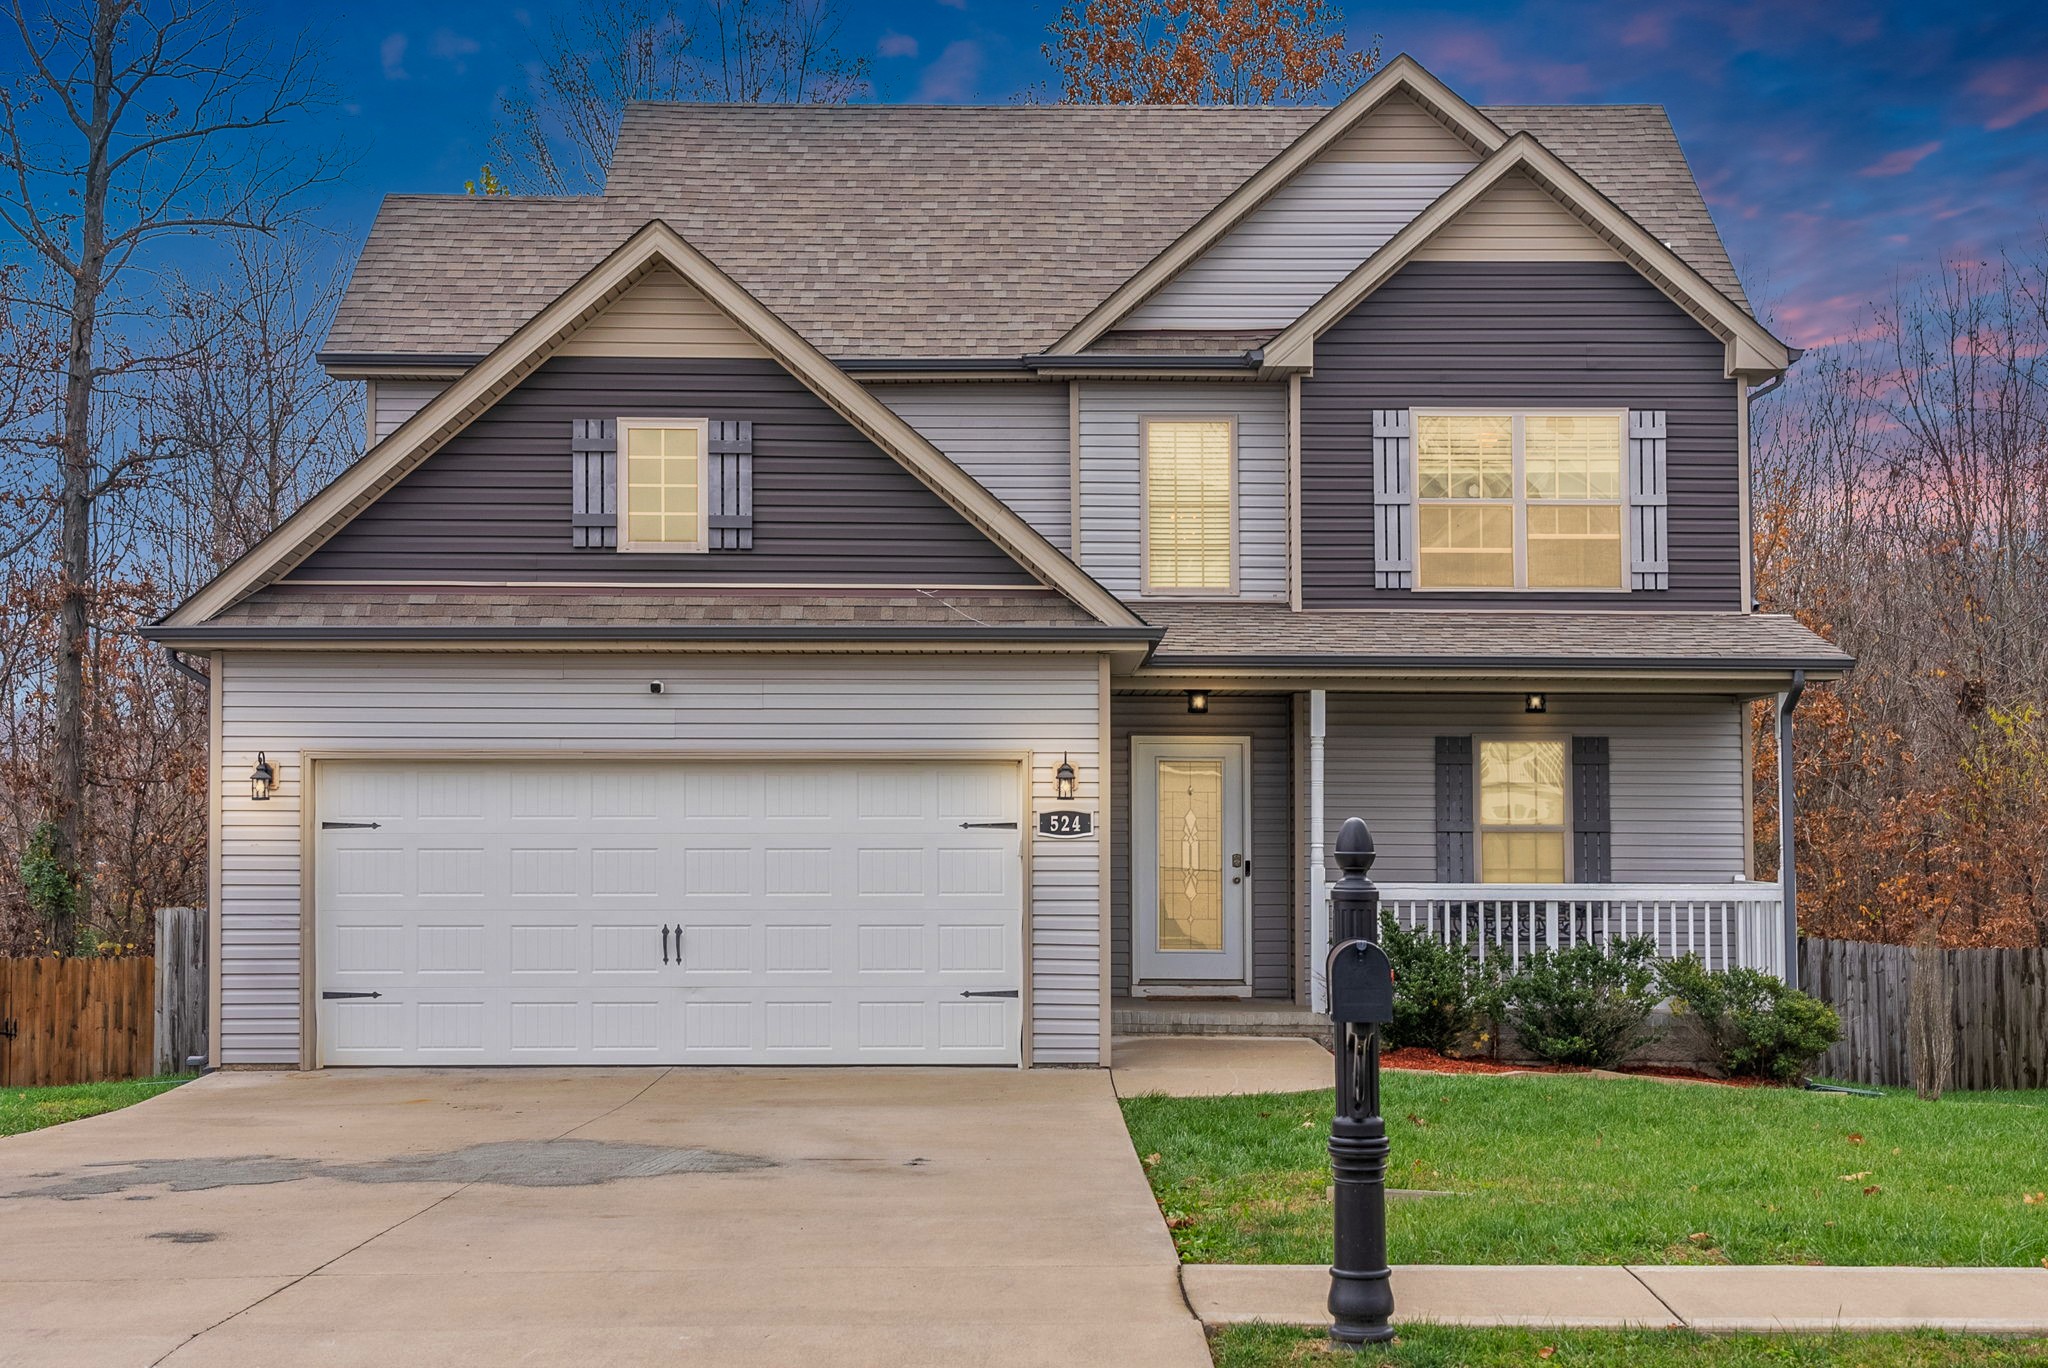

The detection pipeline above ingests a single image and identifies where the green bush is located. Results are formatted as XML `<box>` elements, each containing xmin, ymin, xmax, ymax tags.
<box><xmin>1377</xmin><ymin>911</ymin><xmax>1482</xmax><ymax>1053</ymax></box>
<box><xmin>1660</xmin><ymin>955</ymin><xmax>1843</xmax><ymax>1082</ymax></box>
<box><xmin>1501</xmin><ymin>937</ymin><xmax>1664</xmax><ymax>1068</ymax></box>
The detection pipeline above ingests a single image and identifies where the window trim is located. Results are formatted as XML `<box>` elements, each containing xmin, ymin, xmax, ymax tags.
<box><xmin>616</xmin><ymin>415</ymin><xmax>711</xmax><ymax>555</ymax></box>
<box><xmin>1411</xmin><ymin>407</ymin><xmax>1631</xmax><ymax>594</ymax></box>
<box><xmin>1474</xmin><ymin>733</ymin><xmax>1575</xmax><ymax>884</ymax></box>
<box><xmin>1139</xmin><ymin>412</ymin><xmax>1241</xmax><ymax>598</ymax></box>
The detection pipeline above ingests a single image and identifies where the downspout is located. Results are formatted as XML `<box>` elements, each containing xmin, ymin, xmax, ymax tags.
<box><xmin>164</xmin><ymin>647</ymin><xmax>211</xmax><ymax>692</ymax></box>
<box><xmin>1776</xmin><ymin>670</ymin><xmax>1806</xmax><ymax>988</ymax></box>
<box><xmin>1308</xmin><ymin>689</ymin><xmax>1328</xmax><ymax>1011</ymax></box>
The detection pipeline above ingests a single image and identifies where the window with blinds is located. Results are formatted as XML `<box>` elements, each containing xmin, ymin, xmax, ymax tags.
<box><xmin>1144</xmin><ymin>418</ymin><xmax>1235</xmax><ymax>593</ymax></box>
<box><xmin>1415</xmin><ymin>411</ymin><xmax>1625</xmax><ymax>591</ymax></box>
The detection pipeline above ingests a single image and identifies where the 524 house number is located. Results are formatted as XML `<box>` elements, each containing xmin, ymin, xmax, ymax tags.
<box><xmin>1037</xmin><ymin>810</ymin><xmax>1094</xmax><ymax>839</ymax></box>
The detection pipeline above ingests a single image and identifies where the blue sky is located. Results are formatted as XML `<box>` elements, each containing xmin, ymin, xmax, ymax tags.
<box><xmin>306</xmin><ymin>0</ymin><xmax>2048</xmax><ymax>347</ymax></box>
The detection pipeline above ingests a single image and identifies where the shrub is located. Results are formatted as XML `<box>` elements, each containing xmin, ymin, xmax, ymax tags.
<box><xmin>1501</xmin><ymin>937</ymin><xmax>1664</xmax><ymax>1068</ymax></box>
<box><xmin>1660</xmin><ymin>955</ymin><xmax>1842</xmax><ymax>1082</ymax></box>
<box><xmin>1377</xmin><ymin>911</ymin><xmax>1481</xmax><ymax>1053</ymax></box>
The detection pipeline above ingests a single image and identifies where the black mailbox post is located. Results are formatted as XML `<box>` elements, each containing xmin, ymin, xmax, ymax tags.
<box><xmin>1325</xmin><ymin>816</ymin><xmax>1396</xmax><ymax>1346</ymax></box>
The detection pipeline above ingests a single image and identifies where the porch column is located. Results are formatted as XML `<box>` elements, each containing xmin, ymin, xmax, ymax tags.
<box><xmin>1776</xmin><ymin>670</ymin><xmax>1805</xmax><ymax>988</ymax></box>
<box><xmin>1308</xmin><ymin>688</ymin><xmax>1329</xmax><ymax>1011</ymax></box>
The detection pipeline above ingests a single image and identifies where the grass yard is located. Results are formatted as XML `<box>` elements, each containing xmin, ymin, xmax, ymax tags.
<box><xmin>1123</xmin><ymin>1072</ymin><xmax>2048</xmax><ymax>1267</ymax></box>
<box><xmin>0</xmin><ymin>1075</ymin><xmax>193</xmax><ymax>1137</ymax></box>
<box><xmin>1209</xmin><ymin>1325</ymin><xmax>2048</xmax><ymax>1368</ymax></box>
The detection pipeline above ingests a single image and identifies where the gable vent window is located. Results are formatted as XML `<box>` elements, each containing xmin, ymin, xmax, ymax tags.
<box><xmin>1144</xmin><ymin>417</ymin><xmax>1236</xmax><ymax>594</ymax></box>
<box><xmin>621</xmin><ymin>418</ymin><xmax>708</xmax><ymax>552</ymax></box>
<box><xmin>1415</xmin><ymin>411</ymin><xmax>1626</xmax><ymax>591</ymax></box>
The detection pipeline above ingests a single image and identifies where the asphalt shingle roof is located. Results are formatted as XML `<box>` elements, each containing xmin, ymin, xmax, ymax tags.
<box><xmin>325</xmin><ymin>102</ymin><xmax>1750</xmax><ymax>364</ymax></box>
<box><xmin>1138</xmin><ymin>604</ymin><xmax>1851</xmax><ymax>672</ymax></box>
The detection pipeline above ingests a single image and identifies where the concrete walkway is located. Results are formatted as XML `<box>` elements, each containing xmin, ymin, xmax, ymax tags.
<box><xmin>1184</xmin><ymin>1263</ymin><xmax>2048</xmax><ymax>1334</ymax></box>
<box><xmin>1110</xmin><ymin>1034</ymin><xmax>1333</xmax><ymax>1098</ymax></box>
<box><xmin>0</xmin><ymin>1069</ymin><xmax>1210</xmax><ymax>1368</ymax></box>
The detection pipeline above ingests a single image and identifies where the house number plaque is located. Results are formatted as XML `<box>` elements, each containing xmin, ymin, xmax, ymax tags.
<box><xmin>1036</xmin><ymin>810</ymin><xmax>1094</xmax><ymax>839</ymax></box>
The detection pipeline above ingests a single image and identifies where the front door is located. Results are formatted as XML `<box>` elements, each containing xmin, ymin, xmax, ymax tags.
<box><xmin>1132</xmin><ymin>737</ymin><xmax>1250</xmax><ymax>987</ymax></box>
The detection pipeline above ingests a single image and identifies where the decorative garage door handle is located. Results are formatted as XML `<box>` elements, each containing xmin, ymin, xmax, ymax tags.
<box><xmin>958</xmin><ymin>989</ymin><xmax>1019</xmax><ymax>998</ymax></box>
<box><xmin>661</xmin><ymin>925</ymin><xmax>671</xmax><ymax>965</ymax></box>
<box><xmin>321</xmin><ymin>991</ymin><xmax>382</xmax><ymax>1000</ymax></box>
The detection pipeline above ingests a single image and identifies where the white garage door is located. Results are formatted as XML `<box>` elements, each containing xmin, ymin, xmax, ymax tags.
<box><xmin>314</xmin><ymin>759</ymin><xmax>1024</xmax><ymax>1065</ymax></box>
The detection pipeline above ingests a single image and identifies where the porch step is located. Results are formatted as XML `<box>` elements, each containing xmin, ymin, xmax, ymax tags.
<box><xmin>1112</xmin><ymin>997</ymin><xmax>1331</xmax><ymax>1043</ymax></box>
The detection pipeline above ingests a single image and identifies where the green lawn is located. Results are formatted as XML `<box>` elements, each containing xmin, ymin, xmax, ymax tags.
<box><xmin>1210</xmin><ymin>1325</ymin><xmax>2048</xmax><ymax>1368</ymax></box>
<box><xmin>0</xmin><ymin>1075</ymin><xmax>193</xmax><ymax>1137</ymax></box>
<box><xmin>1123</xmin><ymin>1072</ymin><xmax>2048</xmax><ymax>1267</ymax></box>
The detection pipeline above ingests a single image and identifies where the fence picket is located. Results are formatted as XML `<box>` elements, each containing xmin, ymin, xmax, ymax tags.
<box><xmin>1799</xmin><ymin>936</ymin><xmax>2045</xmax><ymax>1091</ymax></box>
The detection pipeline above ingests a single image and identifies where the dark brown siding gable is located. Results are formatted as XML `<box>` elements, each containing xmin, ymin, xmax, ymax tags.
<box><xmin>293</xmin><ymin>356</ymin><xmax>1036</xmax><ymax>586</ymax></box>
<box><xmin>1300</xmin><ymin>260</ymin><xmax>1742</xmax><ymax>610</ymax></box>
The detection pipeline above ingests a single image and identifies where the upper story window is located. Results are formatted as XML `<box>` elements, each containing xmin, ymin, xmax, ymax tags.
<box><xmin>1478</xmin><ymin>738</ymin><xmax>1568</xmax><ymax>882</ymax></box>
<box><xmin>621</xmin><ymin>417</ymin><xmax>708</xmax><ymax>552</ymax></box>
<box><xmin>1415</xmin><ymin>411</ymin><xmax>1625</xmax><ymax>591</ymax></box>
<box><xmin>1144</xmin><ymin>417</ymin><xmax>1236</xmax><ymax>594</ymax></box>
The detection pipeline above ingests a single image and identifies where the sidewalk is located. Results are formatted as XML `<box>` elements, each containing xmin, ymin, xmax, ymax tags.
<box><xmin>1183</xmin><ymin>1264</ymin><xmax>2048</xmax><ymax>1334</ymax></box>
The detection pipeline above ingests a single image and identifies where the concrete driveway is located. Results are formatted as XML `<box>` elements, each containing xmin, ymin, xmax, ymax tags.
<box><xmin>0</xmin><ymin>1068</ymin><xmax>1208</xmax><ymax>1367</ymax></box>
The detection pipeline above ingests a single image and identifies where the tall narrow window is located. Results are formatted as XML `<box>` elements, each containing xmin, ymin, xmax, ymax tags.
<box><xmin>1415</xmin><ymin>411</ymin><xmax>1625</xmax><ymax>590</ymax></box>
<box><xmin>1144</xmin><ymin>418</ymin><xmax>1235</xmax><ymax>592</ymax></box>
<box><xmin>1478</xmin><ymin>739</ymin><xmax>1569</xmax><ymax>883</ymax></box>
<box><xmin>621</xmin><ymin>418</ymin><xmax>707</xmax><ymax>552</ymax></box>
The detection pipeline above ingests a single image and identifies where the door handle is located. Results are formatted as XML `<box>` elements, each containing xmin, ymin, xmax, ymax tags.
<box><xmin>661</xmin><ymin>924</ymin><xmax>671</xmax><ymax>965</ymax></box>
<box><xmin>673</xmin><ymin>926</ymin><xmax>683</xmax><ymax>971</ymax></box>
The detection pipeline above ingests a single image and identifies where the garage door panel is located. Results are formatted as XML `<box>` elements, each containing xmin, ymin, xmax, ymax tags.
<box><xmin>316</xmin><ymin>760</ymin><xmax>1023</xmax><ymax>1066</ymax></box>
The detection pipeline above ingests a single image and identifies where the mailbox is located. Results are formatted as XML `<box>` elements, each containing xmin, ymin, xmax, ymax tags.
<box><xmin>1326</xmin><ymin>939</ymin><xmax>1394</xmax><ymax>1026</ymax></box>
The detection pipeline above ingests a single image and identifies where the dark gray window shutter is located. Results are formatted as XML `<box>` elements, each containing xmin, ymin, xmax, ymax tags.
<box><xmin>570</xmin><ymin>418</ymin><xmax>617</xmax><ymax>549</ymax></box>
<box><xmin>1373</xmin><ymin>408</ymin><xmax>1414</xmax><ymax>589</ymax></box>
<box><xmin>1628</xmin><ymin>410</ymin><xmax>1668</xmax><ymax>590</ymax></box>
<box><xmin>706</xmin><ymin>420</ymin><xmax>754</xmax><ymax>551</ymax></box>
<box><xmin>1434</xmin><ymin>735</ymin><xmax>1475</xmax><ymax>881</ymax></box>
<box><xmin>1572</xmin><ymin>736</ymin><xmax>1613</xmax><ymax>883</ymax></box>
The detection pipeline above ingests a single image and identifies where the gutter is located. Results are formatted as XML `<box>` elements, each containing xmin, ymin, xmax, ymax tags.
<box><xmin>1139</xmin><ymin>652</ymin><xmax>1855</xmax><ymax>674</ymax></box>
<box><xmin>144</xmin><ymin>624</ymin><xmax>1166</xmax><ymax>647</ymax></box>
<box><xmin>329</xmin><ymin>351</ymin><xmax>1267</xmax><ymax>378</ymax></box>
<box><xmin>163</xmin><ymin>647</ymin><xmax>211</xmax><ymax>690</ymax></box>
<box><xmin>1777</xmin><ymin>668</ymin><xmax>1807</xmax><ymax>988</ymax></box>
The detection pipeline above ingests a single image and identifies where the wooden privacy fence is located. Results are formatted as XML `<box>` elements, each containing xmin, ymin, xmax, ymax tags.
<box><xmin>0</xmin><ymin>956</ymin><xmax>153</xmax><ymax>1087</ymax></box>
<box><xmin>1801</xmin><ymin>936</ymin><xmax>2048</xmax><ymax>1091</ymax></box>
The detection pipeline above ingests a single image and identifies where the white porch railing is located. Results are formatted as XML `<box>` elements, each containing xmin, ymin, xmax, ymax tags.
<box><xmin>1375</xmin><ymin>883</ymin><xmax>1788</xmax><ymax>978</ymax></box>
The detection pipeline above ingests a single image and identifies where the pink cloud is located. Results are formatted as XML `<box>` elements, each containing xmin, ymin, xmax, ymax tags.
<box><xmin>877</xmin><ymin>31</ymin><xmax>918</xmax><ymax>59</ymax></box>
<box><xmin>1416</xmin><ymin>31</ymin><xmax>1593</xmax><ymax>100</ymax></box>
<box><xmin>1858</xmin><ymin>142</ymin><xmax>1940</xmax><ymax>177</ymax></box>
<box><xmin>1618</xmin><ymin>12</ymin><xmax>1672</xmax><ymax>48</ymax></box>
<box><xmin>1967</xmin><ymin>60</ymin><xmax>2048</xmax><ymax>131</ymax></box>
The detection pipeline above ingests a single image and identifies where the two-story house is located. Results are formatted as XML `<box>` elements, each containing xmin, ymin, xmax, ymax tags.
<box><xmin>150</xmin><ymin>57</ymin><xmax>1850</xmax><ymax>1071</ymax></box>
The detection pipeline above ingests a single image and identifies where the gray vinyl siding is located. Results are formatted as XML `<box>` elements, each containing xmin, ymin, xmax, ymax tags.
<box><xmin>214</xmin><ymin>651</ymin><xmax>1105</xmax><ymax>1066</ymax></box>
<box><xmin>1111</xmin><ymin>693</ymin><xmax>1294</xmax><ymax>998</ymax></box>
<box><xmin>870</xmin><ymin>382</ymin><xmax>1072</xmax><ymax>551</ymax></box>
<box><xmin>1076</xmin><ymin>382</ymin><xmax>1289</xmax><ymax>600</ymax></box>
<box><xmin>1122</xmin><ymin>162</ymin><xmax>1473</xmax><ymax>331</ymax></box>
<box><xmin>1317</xmin><ymin>693</ymin><xmax>1748</xmax><ymax>884</ymax></box>
<box><xmin>371</xmin><ymin>380</ymin><xmax>448</xmax><ymax>443</ymax></box>
<box><xmin>1300</xmin><ymin>260</ymin><xmax>1743</xmax><ymax>609</ymax></box>
<box><xmin>298</xmin><ymin>357</ymin><xmax>1033</xmax><ymax>586</ymax></box>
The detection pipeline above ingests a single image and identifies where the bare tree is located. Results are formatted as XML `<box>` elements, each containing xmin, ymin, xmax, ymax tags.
<box><xmin>0</xmin><ymin>0</ymin><xmax>336</xmax><ymax>951</ymax></box>
<box><xmin>487</xmin><ymin>0</ymin><xmax>868</xmax><ymax>195</ymax></box>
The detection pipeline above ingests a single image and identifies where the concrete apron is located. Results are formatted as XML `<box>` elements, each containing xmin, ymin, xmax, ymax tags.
<box><xmin>0</xmin><ymin>1068</ymin><xmax>1211</xmax><ymax>1368</ymax></box>
<box><xmin>1184</xmin><ymin>1263</ymin><xmax>2048</xmax><ymax>1335</ymax></box>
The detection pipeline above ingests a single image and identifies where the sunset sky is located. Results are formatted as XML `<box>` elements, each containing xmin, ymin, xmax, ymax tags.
<box><xmin>307</xmin><ymin>0</ymin><xmax>2048</xmax><ymax>350</ymax></box>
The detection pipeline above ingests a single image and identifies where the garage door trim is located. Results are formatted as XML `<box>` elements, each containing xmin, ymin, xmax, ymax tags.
<box><xmin>297</xmin><ymin>748</ymin><xmax>1037</xmax><ymax>1069</ymax></box>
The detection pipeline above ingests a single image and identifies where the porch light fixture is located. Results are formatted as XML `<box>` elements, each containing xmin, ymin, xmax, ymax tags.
<box><xmin>1055</xmin><ymin>754</ymin><xmax>1077</xmax><ymax>802</ymax></box>
<box><xmin>250</xmin><ymin>752</ymin><xmax>276</xmax><ymax>802</ymax></box>
<box><xmin>1524</xmin><ymin>692</ymin><xmax>1548</xmax><ymax>714</ymax></box>
<box><xmin>1186</xmin><ymin>690</ymin><xmax>1210</xmax><ymax>714</ymax></box>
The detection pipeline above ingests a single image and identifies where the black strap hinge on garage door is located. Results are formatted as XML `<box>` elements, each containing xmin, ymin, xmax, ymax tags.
<box><xmin>959</xmin><ymin>821</ymin><xmax>1018</xmax><ymax>829</ymax></box>
<box><xmin>321</xmin><ymin>991</ymin><xmax>383</xmax><ymax>1000</ymax></box>
<box><xmin>958</xmin><ymin>989</ymin><xmax>1019</xmax><ymax>999</ymax></box>
<box><xmin>321</xmin><ymin>821</ymin><xmax>381</xmax><ymax>830</ymax></box>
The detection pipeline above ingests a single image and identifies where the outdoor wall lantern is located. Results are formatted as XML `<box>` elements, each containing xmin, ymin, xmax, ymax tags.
<box><xmin>1186</xmin><ymin>689</ymin><xmax>1210</xmax><ymax>714</ymax></box>
<box><xmin>1055</xmin><ymin>755</ymin><xmax>1077</xmax><ymax>802</ymax></box>
<box><xmin>1524</xmin><ymin>692</ymin><xmax>1548</xmax><ymax>714</ymax></box>
<box><xmin>250</xmin><ymin>752</ymin><xmax>276</xmax><ymax>802</ymax></box>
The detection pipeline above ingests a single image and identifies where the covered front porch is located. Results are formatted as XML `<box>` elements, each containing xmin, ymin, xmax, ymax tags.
<box><xmin>1107</xmin><ymin>677</ymin><xmax>1805</xmax><ymax>1018</ymax></box>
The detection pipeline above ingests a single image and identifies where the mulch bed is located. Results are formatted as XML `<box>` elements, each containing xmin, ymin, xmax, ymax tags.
<box><xmin>1378</xmin><ymin>1046</ymin><xmax>1771</xmax><ymax>1088</ymax></box>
